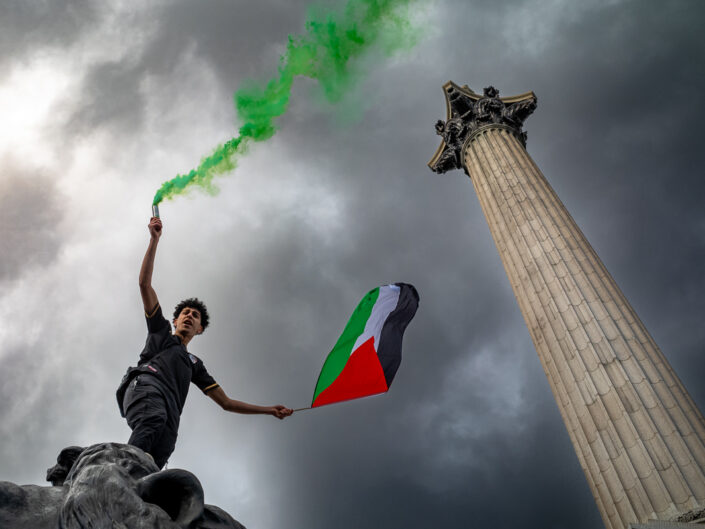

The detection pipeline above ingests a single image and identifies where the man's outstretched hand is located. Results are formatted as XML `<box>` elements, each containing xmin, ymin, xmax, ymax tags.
<box><xmin>148</xmin><ymin>217</ymin><xmax>162</xmax><ymax>240</ymax></box>
<box><xmin>270</xmin><ymin>405</ymin><xmax>293</xmax><ymax>419</ymax></box>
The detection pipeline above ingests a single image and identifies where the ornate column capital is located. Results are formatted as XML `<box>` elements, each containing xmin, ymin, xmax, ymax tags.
<box><xmin>428</xmin><ymin>82</ymin><xmax>537</xmax><ymax>174</ymax></box>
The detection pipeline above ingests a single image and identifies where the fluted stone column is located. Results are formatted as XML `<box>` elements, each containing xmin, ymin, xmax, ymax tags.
<box><xmin>429</xmin><ymin>82</ymin><xmax>705</xmax><ymax>529</ymax></box>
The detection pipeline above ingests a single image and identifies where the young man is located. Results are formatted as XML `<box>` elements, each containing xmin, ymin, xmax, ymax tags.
<box><xmin>116</xmin><ymin>216</ymin><xmax>292</xmax><ymax>468</ymax></box>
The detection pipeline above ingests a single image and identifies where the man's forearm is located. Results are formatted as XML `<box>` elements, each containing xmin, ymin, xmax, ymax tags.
<box><xmin>139</xmin><ymin>238</ymin><xmax>159</xmax><ymax>289</ymax></box>
<box><xmin>223</xmin><ymin>398</ymin><xmax>272</xmax><ymax>415</ymax></box>
<box><xmin>208</xmin><ymin>386</ymin><xmax>290</xmax><ymax>419</ymax></box>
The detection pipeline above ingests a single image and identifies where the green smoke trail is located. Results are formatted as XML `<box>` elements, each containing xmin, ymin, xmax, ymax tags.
<box><xmin>153</xmin><ymin>0</ymin><xmax>420</xmax><ymax>205</ymax></box>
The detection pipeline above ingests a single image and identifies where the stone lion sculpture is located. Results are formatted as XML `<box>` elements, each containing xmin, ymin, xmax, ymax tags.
<box><xmin>0</xmin><ymin>442</ymin><xmax>245</xmax><ymax>529</ymax></box>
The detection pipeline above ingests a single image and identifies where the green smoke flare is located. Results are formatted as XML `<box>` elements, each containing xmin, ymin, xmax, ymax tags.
<box><xmin>153</xmin><ymin>0</ymin><xmax>420</xmax><ymax>205</ymax></box>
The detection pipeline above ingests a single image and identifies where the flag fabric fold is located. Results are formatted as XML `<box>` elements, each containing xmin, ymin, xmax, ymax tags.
<box><xmin>311</xmin><ymin>283</ymin><xmax>419</xmax><ymax>408</ymax></box>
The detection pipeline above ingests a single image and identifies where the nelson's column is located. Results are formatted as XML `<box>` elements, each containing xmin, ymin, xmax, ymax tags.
<box><xmin>428</xmin><ymin>82</ymin><xmax>705</xmax><ymax>529</ymax></box>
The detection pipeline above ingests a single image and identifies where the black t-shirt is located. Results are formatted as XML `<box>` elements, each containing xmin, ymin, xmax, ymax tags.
<box><xmin>135</xmin><ymin>303</ymin><xmax>219</xmax><ymax>414</ymax></box>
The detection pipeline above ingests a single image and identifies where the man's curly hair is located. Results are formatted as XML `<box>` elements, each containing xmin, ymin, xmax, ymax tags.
<box><xmin>173</xmin><ymin>297</ymin><xmax>210</xmax><ymax>331</ymax></box>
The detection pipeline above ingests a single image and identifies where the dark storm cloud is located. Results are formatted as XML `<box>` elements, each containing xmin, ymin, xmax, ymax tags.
<box><xmin>278</xmin><ymin>399</ymin><xmax>598</xmax><ymax>529</ymax></box>
<box><xmin>67</xmin><ymin>59</ymin><xmax>147</xmax><ymax>134</ymax></box>
<box><xmin>64</xmin><ymin>0</ymin><xmax>316</xmax><ymax>135</ymax></box>
<box><xmin>0</xmin><ymin>0</ymin><xmax>99</xmax><ymax>72</ymax></box>
<box><xmin>0</xmin><ymin>162</ymin><xmax>63</xmax><ymax>283</ymax></box>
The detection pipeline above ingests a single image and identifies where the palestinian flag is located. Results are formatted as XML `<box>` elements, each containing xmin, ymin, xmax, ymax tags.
<box><xmin>312</xmin><ymin>283</ymin><xmax>419</xmax><ymax>408</ymax></box>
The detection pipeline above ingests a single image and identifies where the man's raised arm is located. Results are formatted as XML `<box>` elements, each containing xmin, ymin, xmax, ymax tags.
<box><xmin>139</xmin><ymin>217</ymin><xmax>162</xmax><ymax>314</ymax></box>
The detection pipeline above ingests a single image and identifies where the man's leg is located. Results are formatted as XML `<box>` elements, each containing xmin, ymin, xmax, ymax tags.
<box><xmin>148</xmin><ymin>420</ymin><xmax>179</xmax><ymax>469</ymax></box>
<box><xmin>123</xmin><ymin>378</ymin><xmax>169</xmax><ymax>466</ymax></box>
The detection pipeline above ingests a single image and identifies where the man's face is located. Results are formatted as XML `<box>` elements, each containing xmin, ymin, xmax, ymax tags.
<box><xmin>173</xmin><ymin>306</ymin><xmax>203</xmax><ymax>337</ymax></box>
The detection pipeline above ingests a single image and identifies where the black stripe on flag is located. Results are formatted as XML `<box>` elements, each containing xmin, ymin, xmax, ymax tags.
<box><xmin>376</xmin><ymin>282</ymin><xmax>420</xmax><ymax>388</ymax></box>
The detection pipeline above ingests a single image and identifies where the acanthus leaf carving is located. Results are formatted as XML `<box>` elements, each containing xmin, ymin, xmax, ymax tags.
<box><xmin>430</xmin><ymin>85</ymin><xmax>537</xmax><ymax>174</ymax></box>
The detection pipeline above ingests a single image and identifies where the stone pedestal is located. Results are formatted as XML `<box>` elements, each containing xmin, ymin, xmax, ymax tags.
<box><xmin>629</xmin><ymin>522</ymin><xmax>705</xmax><ymax>529</ymax></box>
<box><xmin>429</xmin><ymin>82</ymin><xmax>705</xmax><ymax>529</ymax></box>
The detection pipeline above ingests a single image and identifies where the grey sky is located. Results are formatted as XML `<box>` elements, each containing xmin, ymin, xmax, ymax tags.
<box><xmin>1</xmin><ymin>1</ymin><xmax>704</xmax><ymax>528</ymax></box>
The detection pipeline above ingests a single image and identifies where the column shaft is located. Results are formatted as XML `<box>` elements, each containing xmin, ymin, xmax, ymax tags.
<box><xmin>462</xmin><ymin>126</ymin><xmax>705</xmax><ymax>529</ymax></box>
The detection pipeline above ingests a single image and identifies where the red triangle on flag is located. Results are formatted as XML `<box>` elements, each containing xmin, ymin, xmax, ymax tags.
<box><xmin>312</xmin><ymin>337</ymin><xmax>389</xmax><ymax>408</ymax></box>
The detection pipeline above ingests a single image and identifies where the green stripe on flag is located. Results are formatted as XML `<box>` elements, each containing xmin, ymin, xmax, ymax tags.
<box><xmin>312</xmin><ymin>287</ymin><xmax>380</xmax><ymax>403</ymax></box>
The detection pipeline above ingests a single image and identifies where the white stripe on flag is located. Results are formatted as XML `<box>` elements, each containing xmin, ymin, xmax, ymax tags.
<box><xmin>349</xmin><ymin>284</ymin><xmax>401</xmax><ymax>356</ymax></box>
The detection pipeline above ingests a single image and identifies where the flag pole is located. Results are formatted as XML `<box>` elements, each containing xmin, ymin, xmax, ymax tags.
<box><xmin>292</xmin><ymin>406</ymin><xmax>311</xmax><ymax>412</ymax></box>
